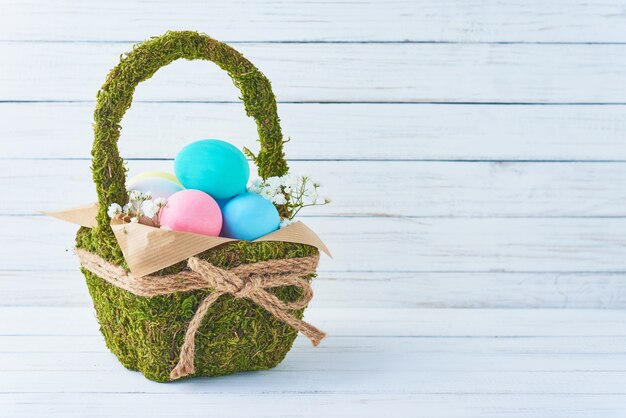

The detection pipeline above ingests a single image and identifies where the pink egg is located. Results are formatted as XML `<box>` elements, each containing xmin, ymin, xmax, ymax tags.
<box><xmin>159</xmin><ymin>190</ymin><xmax>222</xmax><ymax>236</ymax></box>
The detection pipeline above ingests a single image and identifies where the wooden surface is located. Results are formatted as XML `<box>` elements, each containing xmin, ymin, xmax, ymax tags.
<box><xmin>1</xmin><ymin>1</ymin><xmax>626</xmax><ymax>417</ymax></box>
<box><xmin>6</xmin><ymin>43</ymin><xmax>626</xmax><ymax>103</ymax></box>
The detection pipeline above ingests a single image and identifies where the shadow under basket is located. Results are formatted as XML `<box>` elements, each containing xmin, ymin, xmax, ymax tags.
<box><xmin>80</xmin><ymin>238</ymin><xmax>318</xmax><ymax>382</ymax></box>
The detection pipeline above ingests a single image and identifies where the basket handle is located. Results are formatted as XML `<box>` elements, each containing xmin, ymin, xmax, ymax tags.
<box><xmin>91</xmin><ymin>31</ymin><xmax>289</xmax><ymax>233</ymax></box>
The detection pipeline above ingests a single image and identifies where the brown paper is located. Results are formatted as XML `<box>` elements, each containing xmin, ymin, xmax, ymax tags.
<box><xmin>42</xmin><ymin>203</ymin><xmax>100</xmax><ymax>228</ymax></box>
<box><xmin>46</xmin><ymin>203</ymin><xmax>331</xmax><ymax>277</ymax></box>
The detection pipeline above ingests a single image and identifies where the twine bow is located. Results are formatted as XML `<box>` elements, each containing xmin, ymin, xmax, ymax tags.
<box><xmin>75</xmin><ymin>249</ymin><xmax>325</xmax><ymax>380</ymax></box>
<box><xmin>170</xmin><ymin>255</ymin><xmax>324</xmax><ymax>380</ymax></box>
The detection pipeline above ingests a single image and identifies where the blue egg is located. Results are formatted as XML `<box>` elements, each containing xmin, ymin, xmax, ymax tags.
<box><xmin>174</xmin><ymin>139</ymin><xmax>250</xmax><ymax>200</ymax></box>
<box><xmin>221</xmin><ymin>192</ymin><xmax>280</xmax><ymax>241</ymax></box>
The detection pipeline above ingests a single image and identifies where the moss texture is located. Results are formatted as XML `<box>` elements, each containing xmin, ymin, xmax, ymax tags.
<box><xmin>82</xmin><ymin>241</ymin><xmax>317</xmax><ymax>382</ymax></box>
<box><xmin>78</xmin><ymin>31</ymin><xmax>315</xmax><ymax>382</ymax></box>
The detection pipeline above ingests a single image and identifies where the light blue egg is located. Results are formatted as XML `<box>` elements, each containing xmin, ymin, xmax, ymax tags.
<box><xmin>174</xmin><ymin>139</ymin><xmax>250</xmax><ymax>200</ymax></box>
<box><xmin>127</xmin><ymin>177</ymin><xmax>184</xmax><ymax>200</ymax></box>
<box><xmin>221</xmin><ymin>192</ymin><xmax>280</xmax><ymax>241</ymax></box>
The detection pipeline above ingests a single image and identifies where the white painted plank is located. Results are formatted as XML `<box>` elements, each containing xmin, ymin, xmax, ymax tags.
<box><xmin>7</xmin><ymin>333</ymin><xmax>626</xmax><ymax>355</ymax></box>
<box><xmin>11</xmin><ymin>364</ymin><xmax>625</xmax><ymax>394</ymax></box>
<box><xmin>5</xmin><ymin>363</ymin><xmax>610</xmax><ymax>394</ymax></box>
<box><xmin>1</xmin><ymin>309</ymin><xmax>626</xmax><ymax>395</ymax></box>
<box><xmin>3</xmin><ymin>216</ymin><xmax>626</xmax><ymax>272</ymax></box>
<box><xmin>3</xmin><ymin>309</ymin><xmax>626</xmax><ymax>415</ymax></box>
<box><xmin>5</xmin><ymin>269</ymin><xmax>626</xmax><ymax>309</ymax></box>
<box><xmin>3</xmin><ymin>393</ymin><xmax>626</xmax><ymax>418</ymax></box>
<box><xmin>6</xmin><ymin>159</ymin><xmax>626</xmax><ymax>217</ymax></box>
<box><xmin>4</xmin><ymin>43</ymin><xmax>626</xmax><ymax>103</ymax></box>
<box><xmin>4</xmin><ymin>336</ymin><xmax>626</xmax><ymax>373</ymax></box>
<box><xmin>3</xmin><ymin>0</ymin><xmax>626</xmax><ymax>43</ymax></box>
<box><xmin>3</xmin><ymin>307</ymin><xmax>626</xmax><ymax>338</ymax></box>
<box><xmin>4</xmin><ymin>102</ymin><xmax>626</xmax><ymax>161</ymax></box>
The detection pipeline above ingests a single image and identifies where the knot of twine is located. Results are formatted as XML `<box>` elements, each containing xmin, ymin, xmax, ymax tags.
<box><xmin>75</xmin><ymin>248</ymin><xmax>325</xmax><ymax>380</ymax></box>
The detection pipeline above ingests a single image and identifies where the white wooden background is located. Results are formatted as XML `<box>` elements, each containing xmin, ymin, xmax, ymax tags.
<box><xmin>2</xmin><ymin>1</ymin><xmax>626</xmax><ymax>416</ymax></box>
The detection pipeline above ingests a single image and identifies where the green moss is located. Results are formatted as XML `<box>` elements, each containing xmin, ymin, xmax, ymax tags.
<box><xmin>78</xmin><ymin>32</ymin><xmax>316</xmax><ymax>382</ymax></box>
<box><xmin>82</xmin><ymin>241</ymin><xmax>317</xmax><ymax>382</ymax></box>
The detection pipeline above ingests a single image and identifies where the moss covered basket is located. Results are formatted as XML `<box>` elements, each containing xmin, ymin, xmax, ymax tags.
<box><xmin>75</xmin><ymin>31</ymin><xmax>319</xmax><ymax>382</ymax></box>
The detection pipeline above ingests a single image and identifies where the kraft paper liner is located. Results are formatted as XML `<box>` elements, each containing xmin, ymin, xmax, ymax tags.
<box><xmin>43</xmin><ymin>203</ymin><xmax>100</xmax><ymax>228</ymax></box>
<box><xmin>44</xmin><ymin>203</ymin><xmax>332</xmax><ymax>277</ymax></box>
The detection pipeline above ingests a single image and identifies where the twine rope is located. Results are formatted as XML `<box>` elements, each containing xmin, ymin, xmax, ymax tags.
<box><xmin>75</xmin><ymin>248</ymin><xmax>325</xmax><ymax>380</ymax></box>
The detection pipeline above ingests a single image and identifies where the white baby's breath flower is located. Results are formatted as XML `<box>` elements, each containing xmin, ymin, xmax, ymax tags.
<box><xmin>248</xmin><ymin>178</ymin><xmax>263</xmax><ymax>193</ymax></box>
<box><xmin>265</xmin><ymin>176</ymin><xmax>282</xmax><ymax>191</ymax></box>
<box><xmin>245</xmin><ymin>171</ymin><xmax>330</xmax><ymax>220</ymax></box>
<box><xmin>323</xmin><ymin>196</ymin><xmax>332</xmax><ymax>204</ymax></box>
<box><xmin>130</xmin><ymin>217</ymin><xmax>139</xmax><ymax>223</ymax></box>
<box><xmin>272</xmin><ymin>193</ymin><xmax>287</xmax><ymax>205</ymax></box>
<box><xmin>144</xmin><ymin>191</ymin><xmax>152</xmax><ymax>199</ymax></box>
<box><xmin>279</xmin><ymin>219</ymin><xmax>294</xmax><ymax>229</ymax></box>
<box><xmin>305</xmin><ymin>176</ymin><xmax>317</xmax><ymax>188</ymax></box>
<box><xmin>129</xmin><ymin>190</ymin><xmax>142</xmax><ymax>202</ymax></box>
<box><xmin>281</xmin><ymin>174</ymin><xmax>300</xmax><ymax>189</ymax></box>
<box><xmin>260</xmin><ymin>187</ymin><xmax>274</xmax><ymax>201</ymax></box>
<box><xmin>141</xmin><ymin>200</ymin><xmax>158</xmax><ymax>218</ymax></box>
<box><xmin>107</xmin><ymin>203</ymin><xmax>122</xmax><ymax>218</ymax></box>
<box><xmin>122</xmin><ymin>203</ymin><xmax>132</xmax><ymax>215</ymax></box>
<box><xmin>154</xmin><ymin>197</ymin><xmax>167</xmax><ymax>208</ymax></box>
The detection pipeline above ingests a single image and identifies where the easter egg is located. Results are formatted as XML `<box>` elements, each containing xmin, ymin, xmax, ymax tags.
<box><xmin>127</xmin><ymin>176</ymin><xmax>184</xmax><ymax>200</ymax></box>
<box><xmin>159</xmin><ymin>190</ymin><xmax>222</xmax><ymax>236</ymax></box>
<box><xmin>128</xmin><ymin>171</ymin><xmax>183</xmax><ymax>187</ymax></box>
<box><xmin>174</xmin><ymin>139</ymin><xmax>250</xmax><ymax>200</ymax></box>
<box><xmin>221</xmin><ymin>192</ymin><xmax>280</xmax><ymax>241</ymax></box>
